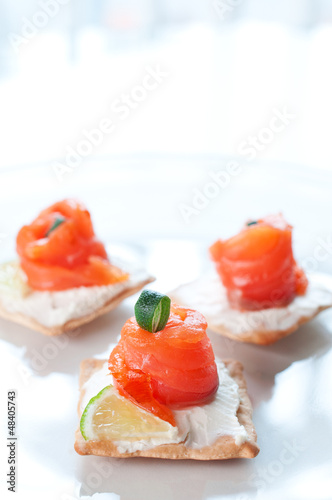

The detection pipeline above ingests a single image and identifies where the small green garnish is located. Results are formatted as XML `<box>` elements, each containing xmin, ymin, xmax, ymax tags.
<box><xmin>80</xmin><ymin>385</ymin><xmax>111</xmax><ymax>441</ymax></box>
<box><xmin>46</xmin><ymin>216</ymin><xmax>66</xmax><ymax>237</ymax></box>
<box><xmin>247</xmin><ymin>220</ymin><xmax>258</xmax><ymax>226</ymax></box>
<box><xmin>134</xmin><ymin>290</ymin><xmax>171</xmax><ymax>333</ymax></box>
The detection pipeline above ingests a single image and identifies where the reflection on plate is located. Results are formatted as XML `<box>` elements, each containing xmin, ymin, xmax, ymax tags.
<box><xmin>0</xmin><ymin>160</ymin><xmax>332</xmax><ymax>500</ymax></box>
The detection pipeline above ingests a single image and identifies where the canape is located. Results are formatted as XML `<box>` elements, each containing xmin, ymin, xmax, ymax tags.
<box><xmin>171</xmin><ymin>215</ymin><xmax>332</xmax><ymax>345</ymax></box>
<box><xmin>74</xmin><ymin>291</ymin><xmax>259</xmax><ymax>460</ymax></box>
<box><xmin>0</xmin><ymin>199</ymin><xmax>154</xmax><ymax>335</ymax></box>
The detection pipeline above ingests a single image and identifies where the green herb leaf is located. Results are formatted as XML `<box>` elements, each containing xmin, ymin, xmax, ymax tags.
<box><xmin>46</xmin><ymin>216</ymin><xmax>66</xmax><ymax>237</ymax></box>
<box><xmin>134</xmin><ymin>290</ymin><xmax>171</xmax><ymax>333</ymax></box>
<box><xmin>247</xmin><ymin>220</ymin><xmax>258</xmax><ymax>226</ymax></box>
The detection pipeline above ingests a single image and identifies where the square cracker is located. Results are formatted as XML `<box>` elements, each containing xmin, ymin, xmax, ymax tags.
<box><xmin>74</xmin><ymin>358</ymin><xmax>259</xmax><ymax>460</ymax></box>
<box><xmin>170</xmin><ymin>272</ymin><xmax>332</xmax><ymax>345</ymax></box>
<box><xmin>0</xmin><ymin>275</ymin><xmax>154</xmax><ymax>336</ymax></box>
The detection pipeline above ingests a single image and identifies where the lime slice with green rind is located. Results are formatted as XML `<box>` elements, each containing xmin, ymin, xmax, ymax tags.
<box><xmin>134</xmin><ymin>290</ymin><xmax>171</xmax><ymax>333</ymax></box>
<box><xmin>80</xmin><ymin>384</ymin><xmax>174</xmax><ymax>441</ymax></box>
<box><xmin>0</xmin><ymin>261</ymin><xmax>30</xmax><ymax>297</ymax></box>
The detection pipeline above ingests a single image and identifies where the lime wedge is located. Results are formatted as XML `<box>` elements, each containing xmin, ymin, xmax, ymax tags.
<box><xmin>134</xmin><ymin>290</ymin><xmax>171</xmax><ymax>333</ymax></box>
<box><xmin>0</xmin><ymin>261</ymin><xmax>30</xmax><ymax>297</ymax></box>
<box><xmin>80</xmin><ymin>385</ymin><xmax>174</xmax><ymax>442</ymax></box>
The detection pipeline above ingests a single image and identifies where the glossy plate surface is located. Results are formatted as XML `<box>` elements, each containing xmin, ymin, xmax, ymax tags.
<box><xmin>0</xmin><ymin>157</ymin><xmax>331</xmax><ymax>500</ymax></box>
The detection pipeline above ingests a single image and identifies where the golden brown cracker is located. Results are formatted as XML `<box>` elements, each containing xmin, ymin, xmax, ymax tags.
<box><xmin>0</xmin><ymin>276</ymin><xmax>154</xmax><ymax>336</ymax></box>
<box><xmin>74</xmin><ymin>358</ymin><xmax>259</xmax><ymax>460</ymax></box>
<box><xmin>170</xmin><ymin>273</ymin><xmax>332</xmax><ymax>345</ymax></box>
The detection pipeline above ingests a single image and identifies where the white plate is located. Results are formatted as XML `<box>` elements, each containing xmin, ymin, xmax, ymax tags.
<box><xmin>0</xmin><ymin>157</ymin><xmax>332</xmax><ymax>500</ymax></box>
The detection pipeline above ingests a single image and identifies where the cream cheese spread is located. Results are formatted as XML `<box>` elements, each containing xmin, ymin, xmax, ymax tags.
<box><xmin>0</xmin><ymin>259</ymin><xmax>153</xmax><ymax>328</ymax></box>
<box><xmin>81</xmin><ymin>359</ymin><xmax>248</xmax><ymax>453</ymax></box>
<box><xmin>171</xmin><ymin>272</ymin><xmax>332</xmax><ymax>336</ymax></box>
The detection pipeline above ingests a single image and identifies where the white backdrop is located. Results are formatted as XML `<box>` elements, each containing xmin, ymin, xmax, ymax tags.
<box><xmin>0</xmin><ymin>1</ymin><xmax>332</xmax><ymax>172</ymax></box>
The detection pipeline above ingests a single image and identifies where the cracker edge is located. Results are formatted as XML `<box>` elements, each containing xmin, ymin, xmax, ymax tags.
<box><xmin>170</xmin><ymin>281</ymin><xmax>332</xmax><ymax>346</ymax></box>
<box><xmin>74</xmin><ymin>358</ymin><xmax>260</xmax><ymax>460</ymax></box>
<box><xmin>0</xmin><ymin>276</ymin><xmax>154</xmax><ymax>336</ymax></box>
<box><xmin>203</xmin><ymin>305</ymin><xmax>332</xmax><ymax>345</ymax></box>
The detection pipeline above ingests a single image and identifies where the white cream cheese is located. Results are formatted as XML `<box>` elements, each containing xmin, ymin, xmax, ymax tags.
<box><xmin>80</xmin><ymin>367</ymin><xmax>185</xmax><ymax>452</ymax></box>
<box><xmin>0</xmin><ymin>259</ymin><xmax>153</xmax><ymax>328</ymax></box>
<box><xmin>174</xmin><ymin>364</ymin><xmax>248</xmax><ymax>448</ymax></box>
<box><xmin>81</xmin><ymin>359</ymin><xmax>248</xmax><ymax>453</ymax></box>
<box><xmin>171</xmin><ymin>272</ymin><xmax>332</xmax><ymax>336</ymax></box>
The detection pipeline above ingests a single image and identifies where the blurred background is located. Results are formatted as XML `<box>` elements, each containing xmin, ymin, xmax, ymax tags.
<box><xmin>0</xmin><ymin>0</ymin><xmax>332</xmax><ymax>247</ymax></box>
<box><xmin>1</xmin><ymin>0</ymin><xmax>332</xmax><ymax>170</ymax></box>
<box><xmin>2</xmin><ymin>6</ymin><xmax>332</xmax><ymax>499</ymax></box>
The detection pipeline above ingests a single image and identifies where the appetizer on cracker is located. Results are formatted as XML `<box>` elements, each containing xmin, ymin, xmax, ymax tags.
<box><xmin>75</xmin><ymin>291</ymin><xmax>259</xmax><ymax>460</ymax></box>
<box><xmin>0</xmin><ymin>199</ymin><xmax>154</xmax><ymax>335</ymax></box>
<box><xmin>171</xmin><ymin>214</ymin><xmax>332</xmax><ymax>344</ymax></box>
